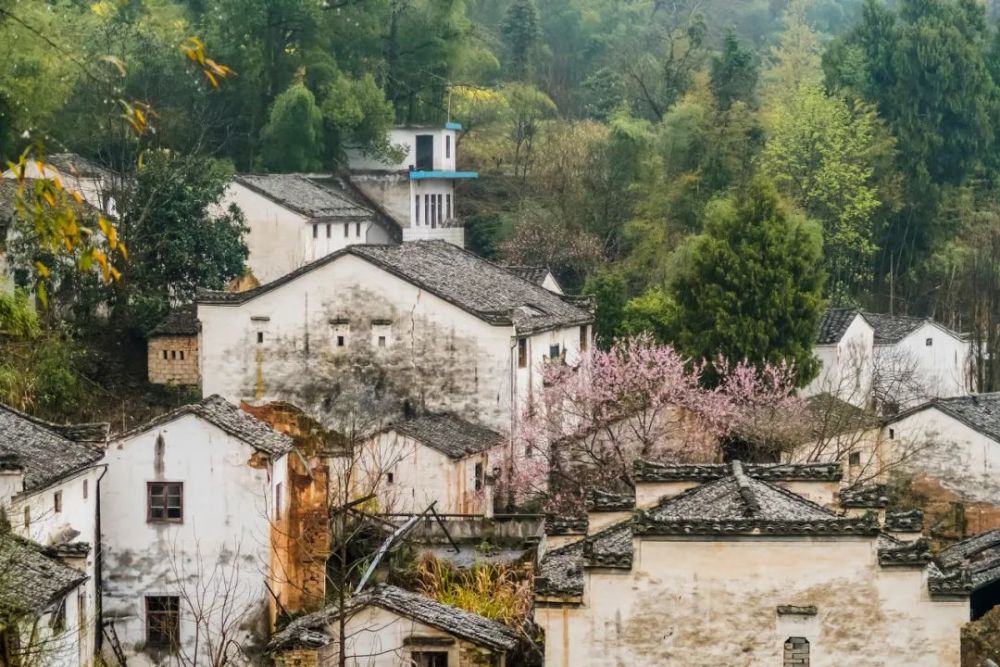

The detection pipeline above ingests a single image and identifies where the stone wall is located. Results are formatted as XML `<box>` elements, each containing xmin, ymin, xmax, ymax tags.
<box><xmin>148</xmin><ymin>335</ymin><xmax>199</xmax><ymax>385</ymax></box>
<box><xmin>274</xmin><ymin>649</ymin><xmax>319</xmax><ymax>667</ymax></box>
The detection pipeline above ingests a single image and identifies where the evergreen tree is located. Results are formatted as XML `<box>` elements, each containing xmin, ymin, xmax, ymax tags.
<box><xmin>260</xmin><ymin>82</ymin><xmax>325</xmax><ymax>172</ymax></box>
<box><xmin>501</xmin><ymin>0</ymin><xmax>542</xmax><ymax>81</ymax></box>
<box><xmin>710</xmin><ymin>30</ymin><xmax>758</xmax><ymax>110</ymax></box>
<box><xmin>669</xmin><ymin>179</ymin><xmax>825</xmax><ymax>386</ymax></box>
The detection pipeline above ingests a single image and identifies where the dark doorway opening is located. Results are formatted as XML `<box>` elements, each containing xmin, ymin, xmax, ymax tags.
<box><xmin>415</xmin><ymin>135</ymin><xmax>434</xmax><ymax>170</ymax></box>
<box><xmin>972</xmin><ymin>578</ymin><xmax>1000</xmax><ymax>621</ymax></box>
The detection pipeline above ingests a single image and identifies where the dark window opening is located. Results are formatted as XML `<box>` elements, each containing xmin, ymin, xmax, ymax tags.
<box><xmin>430</xmin><ymin>194</ymin><xmax>437</xmax><ymax>229</ymax></box>
<box><xmin>170</xmin><ymin>350</ymin><xmax>176</xmax><ymax>360</ymax></box>
<box><xmin>783</xmin><ymin>637</ymin><xmax>809</xmax><ymax>667</ymax></box>
<box><xmin>424</xmin><ymin>196</ymin><xmax>430</xmax><ymax>225</ymax></box>
<box><xmin>162</xmin><ymin>350</ymin><xmax>168</xmax><ymax>360</ymax></box>
<box><xmin>474</xmin><ymin>462</ymin><xmax>484</xmax><ymax>491</ymax></box>
<box><xmin>415</xmin><ymin>135</ymin><xmax>434</xmax><ymax>171</ymax></box>
<box><xmin>848</xmin><ymin>451</ymin><xmax>861</xmax><ymax>466</ymax></box>
<box><xmin>50</xmin><ymin>598</ymin><xmax>66</xmax><ymax>634</ymax></box>
<box><xmin>436</xmin><ymin>194</ymin><xmax>443</xmax><ymax>224</ymax></box>
<box><xmin>146</xmin><ymin>596</ymin><xmax>180</xmax><ymax>650</ymax></box>
<box><xmin>83</xmin><ymin>479</ymin><xmax>88</xmax><ymax>500</ymax></box>
<box><xmin>889</xmin><ymin>428</ymin><xmax>895</xmax><ymax>440</ymax></box>
<box><xmin>972</xmin><ymin>578</ymin><xmax>1000</xmax><ymax>621</ymax></box>
<box><xmin>926</xmin><ymin>337</ymin><xmax>933</xmax><ymax>347</ymax></box>
<box><xmin>147</xmin><ymin>482</ymin><xmax>183</xmax><ymax>523</ymax></box>
<box><xmin>23</xmin><ymin>507</ymin><xmax>29</xmax><ymax>529</ymax></box>
<box><xmin>179</xmin><ymin>351</ymin><xmax>185</xmax><ymax>361</ymax></box>
<box><xmin>412</xmin><ymin>651</ymin><xmax>448</xmax><ymax>667</ymax></box>
<box><xmin>378</xmin><ymin>336</ymin><xmax>387</xmax><ymax>348</ymax></box>
<box><xmin>275</xmin><ymin>482</ymin><xmax>283</xmax><ymax>521</ymax></box>
<box><xmin>415</xmin><ymin>195</ymin><xmax>421</xmax><ymax>224</ymax></box>
<box><xmin>344</xmin><ymin>223</ymin><xmax>349</xmax><ymax>238</ymax></box>
<box><xmin>337</xmin><ymin>335</ymin><xmax>345</xmax><ymax>347</ymax></box>
<box><xmin>312</xmin><ymin>224</ymin><xmax>318</xmax><ymax>239</ymax></box>
<box><xmin>446</xmin><ymin>194</ymin><xmax>452</xmax><ymax>219</ymax></box>
<box><xmin>54</xmin><ymin>490</ymin><xmax>62</xmax><ymax>514</ymax></box>
<box><xmin>445</xmin><ymin>134</ymin><xmax>451</xmax><ymax>159</ymax></box>
<box><xmin>580</xmin><ymin>325</ymin><xmax>589</xmax><ymax>352</ymax></box>
<box><xmin>387</xmin><ymin>472</ymin><xmax>394</xmax><ymax>485</ymax></box>
<box><xmin>356</xmin><ymin>222</ymin><xmax>361</xmax><ymax>237</ymax></box>
<box><xmin>549</xmin><ymin>344</ymin><xmax>561</xmax><ymax>359</ymax></box>
<box><xmin>517</xmin><ymin>338</ymin><xmax>528</xmax><ymax>369</ymax></box>
<box><xmin>326</xmin><ymin>223</ymin><xmax>331</xmax><ymax>238</ymax></box>
<box><xmin>257</xmin><ymin>332</ymin><xmax>264</xmax><ymax>344</ymax></box>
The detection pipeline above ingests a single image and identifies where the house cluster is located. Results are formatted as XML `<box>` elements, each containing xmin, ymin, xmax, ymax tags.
<box><xmin>1</xmin><ymin>129</ymin><xmax>999</xmax><ymax>667</ymax></box>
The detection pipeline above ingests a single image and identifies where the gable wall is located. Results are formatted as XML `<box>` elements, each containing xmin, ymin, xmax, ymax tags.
<box><xmin>100</xmin><ymin>413</ymin><xmax>278</xmax><ymax>665</ymax></box>
<box><xmin>885</xmin><ymin>323</ymin><xmax>970</xmax><ymax>402</ymax></box>
<box><xmin>218</xmin><ymin>183</ymin><xmax>308</xmax><ymax>284</ymax></box>
<box><xmin>804</xmin><ymin>315</ymin><xmax>874</xmax><ymax>407</ymax></box>
<box><xmin>537</xmin><ymin>537</ymin><xmax>965</xmax><ymax>667</ymax></box>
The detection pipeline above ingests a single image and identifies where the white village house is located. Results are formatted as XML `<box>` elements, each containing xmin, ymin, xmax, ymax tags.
<box><xmin>100</xmin><ymin>395</ymin><xmax>298</xmax><ymax>666</ymax></box>
<box><xmin>267</xmin><ymin>584</ymin><xmax>519</xmax><ymax>667</ymax></box>
<box><xmin>0</xmin><ymin>404</ymin><xmax>106</xmax><ymax>667</ymax></box>
<box><xmin>217</xmin><ymin>124</ymin><xmax>476</xmax><ymax>285</ymax></box>
<box><xmin>1</xmin><ymin>153</ymin><xmax>117</xmax><ymax>214</ymax></box>
<box><xmin>195</xmin><ymin>240</ymin><xmax>593</xmax><ymax>436</ymax></box>
<box><xmin>804</xmin><ymin>309</ymin><xmax>970</xmax><ymax>408</ymax></box>
<box><xmin>535</xmin><ymin>461</ymin><xmax>972</xmax><ymax>667</ymax></box>
<box><xmin>363</xmin><ymin>413</ymin><xmax>504</xmax><ymax>515</ymax></box>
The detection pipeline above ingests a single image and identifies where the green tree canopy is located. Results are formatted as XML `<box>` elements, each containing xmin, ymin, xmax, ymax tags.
<box><xmin>261</xmin><ymin>82</ymin><xmax>324</xmax><ymax>172</ymax></box>
<box><xmin>501</xmin><ymin>0</ymin><xmax>542</xmax><ymax>81</ymax></box>
<box><xmin>669</xmin><ymin>179</ymin><xmax>825</xmax><ymax>385</ymax></box>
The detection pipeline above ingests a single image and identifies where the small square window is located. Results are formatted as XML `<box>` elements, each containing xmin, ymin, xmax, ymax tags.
<box><xmin>378</xmin><ymin>336</ymin><xmax>387</xmax><ymax>348</ymax></box>
<box><xmin>54</xmin><ymin>490</ymin><xmax>62</xmax><ymax>514</ymax></box>
<box><xmin>848</xmin><ymin>452</ymin><xmax>861</xmax><ymax>467</ymax></box>
<box><xmin>926</xmin><ymin>338</ymin><xmax>933</xmax><ymax>346</ymax></box>
<box><xmin>147</xmin><ymin>482</ymin><xmax>183</xmax><ymax>523</ymax></box>
<box><xmin>549</xmin><ymin>344</ymin><xmax>561</xmax><ymax>359</ymax></box>
<box><xmin>337</xmin><ymin>335</ymin><xmax>345</xmax><ymax>347</ymax></box>
<box><xmin>257</xmin><ymin>332</ymin><xmax>264</xmax><ymax>344</ymax></box>
<box><xmin>146</xmin><ymin>596</ymin><xmax>180</xmax><ymax>650</ymax></box>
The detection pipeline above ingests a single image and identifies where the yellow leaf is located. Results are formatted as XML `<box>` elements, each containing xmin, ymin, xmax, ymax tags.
<box><xmin>118</xmin><ymin>242</ymin><xmax>128</xmax><ymax>261</ymax></box>
<box><xmin>35</xmin><ymin>261</ymin><xmax>50</xmax><ymax>279</ymax></box>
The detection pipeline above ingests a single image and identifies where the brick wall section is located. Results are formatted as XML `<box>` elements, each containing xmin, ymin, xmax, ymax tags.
<box><xmin>148</xmin><ymin>335</ymin><xmax>200</xmax><ymax>385</ymax></box>
<box><xmin>273</xmin><ymin>649</ymin><xmax>319</xmax><ymax>667</ymax></box>
<box><xmin>784</xmin><ymin>637</ymin><xmax>809</xmax><ymax>666</ymax></box>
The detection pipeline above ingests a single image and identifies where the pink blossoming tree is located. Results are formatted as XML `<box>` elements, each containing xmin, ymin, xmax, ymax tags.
<box><xmin>498</xmin><ymin>335</ymin><xmax>810</xmax><ymax>512</ymax></box>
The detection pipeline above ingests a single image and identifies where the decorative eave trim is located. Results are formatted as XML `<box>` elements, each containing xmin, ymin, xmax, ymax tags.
<box><xmin>545</xmin><ymin>514</ymin><xmax>588</xmax><ymax>536</ymax></box>
<box><xmin>878</xmin><ymin>539</ymin><xmax>932</xmax><ymax>567</ymax></box>
<box><xmin>632</xmin><ymin>515</ymin><xmax>880</xmax><ymax>537</ymax></box>
<box><xmin>633</xmin><ymin>460</ymin><xmax>842</xmax><ymax>483</ymax></box>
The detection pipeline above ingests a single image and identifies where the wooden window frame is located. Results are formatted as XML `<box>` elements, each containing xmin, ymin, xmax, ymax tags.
<box><xmin>145</xmin><ymin>596</ymin><xmax>180</xmax><ymax>651</ymax></box>
<box><xmin>147</xmin><ymin>482</ymin><xmax>183</xmax><ymax>524</ymax></box>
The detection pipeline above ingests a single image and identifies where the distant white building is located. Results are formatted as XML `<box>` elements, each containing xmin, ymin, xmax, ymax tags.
<box><xmin>0</xmin><ymin>404</ymin><xmax>105</xmax><ymax>667</ymax></box>
<box><xmin>347</xmin><ymin>124</ymin><xmax>477</xmax><ymax>247</ymax></box>
<box><xmin>196</xmin><ymin>240</ymin><xmax>593</xmax><ymax>435</ymax></box>
<box><xmin>1</xmin><ymin>152</ymin><xmax>116</xmax><ymax>213</ymax></box>
<box><xmin>100</xmin><ymin>396</ymin><xmax>297</xmax><ymax>666</ymax></box>
<box><xmin>804</xmin><ymin>309</ymin><xmax>970</xmax><ymax>408</ymax></box>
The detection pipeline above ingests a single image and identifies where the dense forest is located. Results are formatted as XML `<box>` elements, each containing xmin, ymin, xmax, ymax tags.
<box><xmin>3</xmin><ymin>0</ymin><xmax>1000</xmax><ymax>420</ymax></box>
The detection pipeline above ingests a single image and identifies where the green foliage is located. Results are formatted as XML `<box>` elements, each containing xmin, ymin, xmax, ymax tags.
<box><xmin>261</xmin><ymin>83</ymin><xmax>324</xmax><ymax>172</ymax></box>
<box><xmin>501</xmin><ymin>0</ymin><xmax>541</xmax><ymax>81</ymax></box>
<box><xmin>622</xmin><ymin>288</ymin><xmax>677</xmax><ymax>342</ymax></box>
<box><xmin>584</xmin><ymin>269</ymin><xmax>628</xmax><ymax>347</ymax></box>
<box><xmin>319</xmin><ymin>73</ymin><xmax>396</xmax><ymax>166</ymax></box>
<box><xmin>116</xmin><ymin>150</ymin><xmax>247</xmax><ymax>332</ymax></box>
<box><xmin>0</xmin><ymin>288</ymin><xmax>40</xmax><ymax>339</ymax></box>
<box><xmin>710</xmin><ymin>31</ymin><xmax>759</xmax><ymax>111</ymax></box>
<box><xmin>414</xmin><ymin>555</ymin><xmax>533</xmax><ymax>628</ymax></box>
<box><xmin>669</xmin><ymin>179</ymin><xmax>825</xmax><ymax>385</ymax></box>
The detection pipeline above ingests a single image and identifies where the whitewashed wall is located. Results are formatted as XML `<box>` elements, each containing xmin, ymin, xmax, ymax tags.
<box><xmin>537</xmin><ymin>537</ymin><xmax>966</xmax><ymax>667</ymax></box>
<box><xmin>8</xmin><ymin>467</ymin><xmax>102</xmax><ymax>666</ymax></box>
<box><xmin>363</xmin><ymin>431</ymin><xmax>491</xmax><ymax>514</ymax></box>
<box><xmin>100</xmin><ymin>414</ymin><xmax>279</xmax><ymax>666</ymax></box>
<box><xmin>348</xmin><ymin>128</ymin><xmax>459</xmax><ymax>172</ymax></box>
<box><xmin>803</xmin><ymin>315</ymin><xmax>874</xmax><ymax>407</ymax></box>
<box><xmin>198</xmin><ymin>253</ymin><xmax>588</xmax><ymax>435</ymax></box>
<box><xmin>881</xmin><ymin>323</ymin><xmax>969</xmax><ymax>401</ymax></box>
<box><xmin>217</xmin><ymin>183</ymin><xmax>308</xmax><ymax>284</ymax></box>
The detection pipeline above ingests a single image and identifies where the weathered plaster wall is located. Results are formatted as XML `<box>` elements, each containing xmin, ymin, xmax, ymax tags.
<box><xmin>148</xmin><ymin>335</ymin><xmax>200</xmax><ymax>385</ymax></box>
<box><xmin>364</xmin><ymin>431</ymin><xmax>491</xmax><ymax>514</ymax></box>
<box><xmin>198</xmin><ymin>253</ymin><xmax>587</xmax><ymax>435</ymax></box>
<box><xmin>217</xmin><ymin>183</ymin><xmax>308</xmax><ymax>284</ymax></box>
<box><xmin>100</xmin><ymin>414</ymin><xmax>278</xmax><ymax>665</ymax></box>
<box><xmin>348</xmin><ymin>128</ymin><xmax>459</xmax><ymax>172</ymax></box>
<box><xmin>309</xmin><ymin>605</ymin><xmax>506</xmax><ymax>667</ymax></box>
<box><xmin>350</xmin><ymin>174</ymin><xmax>412</xmax><ymax>228</ymax></box>
<box><xmin>10</xmin><ymin>467</ymin><xmax>102</xmax><ymax>666</ymax></box>
<box><xmin>537</xmin><ymin>537</ymin><xmax>966</xmax><ymax>667</ymax></box>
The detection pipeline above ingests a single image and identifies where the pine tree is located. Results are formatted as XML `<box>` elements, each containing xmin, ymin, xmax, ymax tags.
<box><xmin>501</xmin><ymin>0</ymin><xmax>542</xmax><ymax>81</ymax></box>
<box><xmin>669</xmin><ymin>178</ymin><xmax>825</xmax><ymax>386</ymax></box>
<box><xmin>710</xmin><ymin>30</ymin><xmax>758</xmax><ymax>111</ymax></box>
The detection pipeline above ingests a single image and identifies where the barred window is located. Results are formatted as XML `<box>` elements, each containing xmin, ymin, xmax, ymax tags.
<box><xmin>147</xmin><ymin>482</ymin><xmax>183</xmax><ymax>523</ymax></box>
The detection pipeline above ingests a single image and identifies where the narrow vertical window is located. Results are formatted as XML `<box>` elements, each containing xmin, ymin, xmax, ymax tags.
<box><xmin>415</xmin><ymin>195</ymin><xmax>421</xmax><ymax>225</ymax></box>
<box><xmin>446</xmin><ymin>194</ymin><xmax>452</xmax><ymax>220</ymax></box>
<box><xmin>517</xmin><ymin>338</ymin><xmax>528</xmax><ymax>369</ymax></box>
<box><xmin>257</xmin><ymin>332</ymin><xmax>264</xmax><ymax>344</ymax></box>
<box><xmin>162</xmin><ymin>350</ymin><xmax>168</xmax><ymax>360</ymax></box>
<box><xmin>356</xmin><ymin>222</ymin><xmax>361</xmax><ymax>237</ymax></box>
<box><xmin>83</xmin><ymin>479</ymin><xmax>89</xmax><ymax>500</ymax></box>
<box><xmin>326</xmin><ymin>223</ymin><xmax>331</xmax><ymax>238</ymax></box>
<box><xmin>179</xmin><ymin>350</ymin><xmax>185</xmax><ymax>361</ymax></box>
<box><xmin>275</xmin><ymin>482</ymin><xmax>283</xmax><ymax>521</ymax></box>
<box><xmin>146</xmin><ymin>597</ymin><xmax>180</xmax><ymax>650</ymax></box>
<box><xmin>580</xmin><ymin>325</ymin><xmax>589</xmax><ymax>352</ymax></box>
<box><xmin>344</xmin><ymin>223</ymin><xmax>349</xmax><ymax>238</ymax></box>
<box><xmin>437</xmin><ymin>194</ymin><xmax>443</xmax><ymax>224</ymax></box>
<box><xmin>549</xmin><ymin>344</ymin><xmax>561</xmax><ymax>359</ymax></box>
<box><xmin>430</xmin><ymin>194</ymin><xmax>436</xmax><ymax>228</ymax></box>
<box><xmin>313</xmin><ymin>224</ymin><xmax>318</xmax><ymax>239</ymax></box>
<box><xmin>424</xmin><ymin>196</ymin><xmax>430</xmax><ymax>226</ymax></box>
<box><xmin>54</xmin><ymin>491</ymin><xmax>62</xmax><ymax>514</ymax></box>
<box><xmin>23</xmin><ymin>507</ymin><xmax>29</xmax><ymax>529</ymax></box>
<box><xmin>446</xmin><ymin>134</ymin><xmax>451</xmax><ymax>159</ymax></box>
<box><xmin>474</xmin><ymin>462</ymin><xmax>484</xmax><ymax>491</ymax></box>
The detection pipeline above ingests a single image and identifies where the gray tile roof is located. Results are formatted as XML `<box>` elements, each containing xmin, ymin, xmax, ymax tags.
<box><xmin>0</xmin><ymin>532</ymin><xmax>87</xmax><ymax>614</ymax></box>
<box><xmin>114</xmin><ymin>395</ymin><xmax>293</xmax><ymax>457</ymax></box>
<box><xmin>839</xmin><ymin>484</ymin><xmax>892</xmax><ymax>508</ymax></box>
<box><xmin>149</xmin><ymin>304</ymin><xmax>199</xmax><ymax>336</ymax></box>
<box><xmin>235</xmin><ymin>174</ymin><xmax>376</xmax><ymax>221</ymax></box>
<box><xmin>267</xmin><ymin>584</ymin><xmax>519</xmax><ymax>653</ymax></box>
<box><xmin>633</xmin><ymin>460</ymin><xmax>842</xmax><ymax>483</ymax></box>
<box><xmin>0</xmin><ymin>405</ymin><xmax>105</xmax><ymax>492</ymax></box>
<box><xmin>935</xmin><ymin>529</ymin><xmax>1000</xmax><ymax>590</ymax></box>
<box><xmin>816</xmin><ymin>308</ymin><xmax>860</xmax><ymax>344</ymax></box>
<box><xmin>504</xmin><ymin>266</ymin><xmax>550</xmax><ymax>286</ymax></box>
<box><xmin>199</xmin><ymin>241</ymin><xmax>593</xmax><ymax>335</ymax></box>
<box><xmin>46</xmin><ymin>153</ymin><xmax>115</xmax><ymax>180</ymax></box>
<box><xmin>862</xmin><ymin>311</ymin><xmax>932</xmax><ymax>343</ymax></box>
<box><xmin>392</xmin><ymin>414</ymin><xmax>504</xmax><ymax>459</ymax></box>
<box><xmin>892</xmin><ymin>392</ymin><xmax>1000</xmax><ymax>442</ymax></box>
<box><xmin>884</xmin><ymin>509</ymin><xmax>923</xmax><ymax>533</ymax></box>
